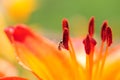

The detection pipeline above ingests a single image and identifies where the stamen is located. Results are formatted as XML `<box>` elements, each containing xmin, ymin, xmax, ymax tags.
<box><xmin>99</xmin><ymin>27</ymin><xmax>112</xmax><ymax>78</ymax></box>
<box><xmin>83</xmin><ymin>35</ymin><xmax>91</xmax><ymax>55</ymax></box>
<box><xmin>62</xmin><ymin>18</ymin><xmax>69</xmax><ymax>30</ymax></box>
<box><xmin>61</xmin><ymin>19</ymin><xmax>70</xmax><ymax>50</ymax></box>
<box><xmin>106</xmin><ymin>27</ymin><xmax>112</xmax><ymax>47</ymax></box>
<box><xmin>83</xmin><ymin>35</ymin><xmax>96</xmax><ymax>55</ymax></box>
<box><xmin>63</xmin><ymin>29</ymin><xmax>69</xmax><ymax>50</ymax></box>
<box><xmin>94</xmin><ymin>21</ymin><xmax>108</xmax><ymax>79</ymax></box>
<box><xmin>99</xmin><ymin>46</ymin><xmax>108</xmax><ymax>78</ymax></box>
<box><xmin>101</xmin><ymin>21</ymin><xmax>108</xmax><ymax>42</ymax></box>
<box><xmin>62</xmin><ymin>19</ymin><xmax>81</xmax><ymax>79</ymax></box>
<box><xmin>94</xmin><ymin>41</ymin><xmax>104</xmax><ymax>80</ymax></box>
<box><xmin>62</xmin><ymin>18</ymin><xmax>77</xmax><ymax>63</ymax></box>
<box><xmin>89</xmin><ymin>17</ymin><xmax>95</xmax><ymax>37</ymax></box>
<box><xmin>90</xmin><ymin>37</ymin><xmax>97</xmax><ymax>50</ymax></box>
<box><xmin>83</xmin><ymin>35</ymin><xmax>96</xmax><ymax>80</ymax></box>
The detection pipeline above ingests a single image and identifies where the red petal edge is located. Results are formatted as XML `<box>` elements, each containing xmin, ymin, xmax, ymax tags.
<box><xmin>0</xmin><ymin>77</ymin><xmax>27</xmax><ymax>80</ymax></box>
<box><xmin>4</xmin><ymin>25</ymin><xmax>33</xmax><ymax>43</ymax></box>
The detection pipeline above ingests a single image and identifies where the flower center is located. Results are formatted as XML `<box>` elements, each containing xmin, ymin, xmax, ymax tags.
<box><xmin>58</xmin><ymin>17</ymin><xmax>113</xmax><ymax>80</ymax></box>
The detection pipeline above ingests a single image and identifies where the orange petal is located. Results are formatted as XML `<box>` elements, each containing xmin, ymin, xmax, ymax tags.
<box><xmin>0</xmin><ymin>77</ymin><xmax>27</xmax><ymax>80</ymax></box>
<box><xmin>0</xmin><ymin>72</ymin><xmax>5</xmax><ymax>77</ymax></box>
<box><xmin>5</xmin><ymin>25</ymin><xmax>79</xmax><ymax>80</ymax></box>
<box><xmin>100</xmin><ymin>45</ymin><xmax>120</xmax><ymax>80</ymax></box>
<box><xmin>102</xmin><ymin>60</ymin><xmax>120</xmax><ymax>80</ymax></box>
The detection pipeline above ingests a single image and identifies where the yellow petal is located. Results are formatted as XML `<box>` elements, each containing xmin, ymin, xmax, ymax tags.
<box><xmin>5</xmin><ymin>25</ymin><xmax>79</xmax><ymax>80</ymax></box>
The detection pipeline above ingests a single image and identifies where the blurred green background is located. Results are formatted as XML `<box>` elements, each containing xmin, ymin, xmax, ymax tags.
<box><xmin>28</xmin><ymin>0</ymin><xmax>120</xmax><ymax>39</ymax></box>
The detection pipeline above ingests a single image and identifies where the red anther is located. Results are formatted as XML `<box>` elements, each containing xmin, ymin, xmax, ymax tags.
<box><xmin>90</xmin><ymin>37</ymin><xmax>97</xmax><ymax>49</ymax></box>
<box><xmin>62</xmin><ymin>18</ymin><xmax>69</xmax><ymax>30</ymax></box>
<box><xmin>4</xmin><ymin>26</ymin><xmax>15</xmax><ymax>43</ymax></box>
<box><xmin>101</xmin><ymin>21</ymin><xmax>108</xmax><ymax>42</ymax></box>
<box><xmin>63</xmin><ymin>29</ymin><xmax>69</xmax><ymax>50</ymax></box>
<box><xmin>83</xmin><ymin>35</ymin><xmax>91</xmax><ymax>55</ymax></box>
<box><xmin>106</xmin><ymin>27</ymin><xmax>112</xmax><ymax>47</ymax></box>
<box><xmin>83</xmin><ymin>35</ymin><xmax>96</xmax><ymax>55</ymax></box>
<box><xmin>89</xmin><ymin>17</ymin><xmax>95</xmax><ymax>37</ymax></box>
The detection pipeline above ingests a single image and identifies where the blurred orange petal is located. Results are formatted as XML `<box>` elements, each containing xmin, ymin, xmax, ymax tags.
<box><xmin>0</xmin><ymin>59</ymin><xmax>17</xmax><ymax>77</ymax></box>
<box><xmin>5</xmin><ymin>25</ymin><xmax>80</xmax><ymax>80</ymax></box>
<box><xmin>102</xmin><ymin>60</ymin><xmax>120</xmax><ymax>80</ymax></box>
<box><xmin>0</xmin><ymin>77</ymin><xmax>27</xmax><ymax>80</ymax></box>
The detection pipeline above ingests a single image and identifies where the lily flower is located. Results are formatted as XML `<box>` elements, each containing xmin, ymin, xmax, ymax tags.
<box><xmin>4</xmin><ymin>17</ymin><xmax>120</xmax><ymax>80</ymax></box>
